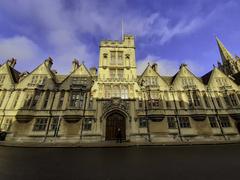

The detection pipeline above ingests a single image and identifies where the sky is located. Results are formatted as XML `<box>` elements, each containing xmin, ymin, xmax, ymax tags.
<box><xmin>0</xmin><ymin>0</ymin><xmax>240</xmax><ymax>76</ymax></box>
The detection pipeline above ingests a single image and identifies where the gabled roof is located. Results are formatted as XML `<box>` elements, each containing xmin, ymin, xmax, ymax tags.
<box><xmin>60</xmin><ymin>63</ymin><xmax>93</xmax><ymax>84</ymax></box>
<box><xmin>55</xmin><ymin>75</ymin><xmax>67</xmax><ymax>84</ymax></box>
<box><xmin>201</xmin><ymin>70</ymin><xmax>213</xmax><ymax>85</ymax></box>
<box><xmin>171</xmin><ymin>64</ymin><xmax>203</xmax><ymax>86</ymax></box>
<box><xmin>203</xmin><ymin>67</ymin><xmax>239</xmax><ymax>88</ymax></box>
<box><xmin>9</xmin><ymin>66</ymin><xmax>21</xmax><ymax>83</ymax></box>
<box><xmin>18</xmin><ymin>58</ymin><xmax>57</xmax><ymax>84</ymax></box>
<box><xmin>0</xmin><ymin>60</ymin><xmax>21</xmax><ymax>84</ymax></box>
<box><xmin>138</xmin><ymin>63</ymin><xmax>151</xmax><ymax>82</ymax></box>
<box><xmin>161</xmin><ymin>76</ymin><xmax>174</xmax><ymax>86</ymax></box>
<box><xmin>138</xmin><ymin>63</ymin><xmax>169</xmax><ymax>86</ymax></box>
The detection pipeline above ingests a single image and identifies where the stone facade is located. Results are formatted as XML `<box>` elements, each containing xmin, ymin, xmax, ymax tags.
<box><xmin>0</xmin><ymin>35</ymin><xmax>240</xmax><ymax>143</ymax></box>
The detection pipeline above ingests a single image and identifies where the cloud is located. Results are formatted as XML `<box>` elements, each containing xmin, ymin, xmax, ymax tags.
<box><xmin>137</xmin><ymin>55</ymin><xmax>208</xmax><ymax>76</ymax></box>
<box><xmin>125</xmin><ymin>13</ymin><xmax>204</xmax><ymax>45</ymax></box>
<box><xmin>0</xmin><ymin>36</ymin><xmax>42</xmax><ymax>62</ymax></box>
<box><xmin>0</xmin><ymin>0</ymin><xmax>236</xmax><ymax>73</ymax></box>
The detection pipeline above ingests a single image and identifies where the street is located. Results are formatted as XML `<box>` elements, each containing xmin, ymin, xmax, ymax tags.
<box><xmin>0</xmin><ymin>144</ymin><xmax>239</xmax><ymax>180</ymax></box>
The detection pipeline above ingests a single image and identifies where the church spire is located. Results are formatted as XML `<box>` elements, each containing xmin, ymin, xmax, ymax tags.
<box><xmin>216</xmin><ymin>37</ymin><xmax>233</xmax><ymax>64</ymax></box>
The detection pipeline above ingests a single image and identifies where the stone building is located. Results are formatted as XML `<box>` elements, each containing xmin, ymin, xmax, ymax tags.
<box><xmin>0</xmin><ymin>35</ymin><xmax>240</xmax><ymax>143</ymax></box>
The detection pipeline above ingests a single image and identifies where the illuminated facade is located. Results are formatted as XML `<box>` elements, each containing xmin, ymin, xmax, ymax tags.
<box><xmin>0</xmin><ymin>35</ymin><xmax>240</xmax><ymax>143</ymax></box>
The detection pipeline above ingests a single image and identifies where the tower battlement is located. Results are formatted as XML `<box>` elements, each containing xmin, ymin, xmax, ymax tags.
<box><xmin>100</xmin><ymin>34</ymin><xmax>135</xmax><ymax>48</ymax></box>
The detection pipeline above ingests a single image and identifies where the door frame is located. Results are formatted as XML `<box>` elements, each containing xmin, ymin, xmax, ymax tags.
<box><xmin>105</xmin><ymin>112</ymin><xmax>126</xmax><ymax>141</ymax></box>
<box><xmin>102</xmin><ymin>109</ymin><xmax>130</xmax><ymax>141</ymax></box>
<box><xmin>236</xmin><ymin>122</ymin><xmax>240</xmax><ymax>134</ymax></box>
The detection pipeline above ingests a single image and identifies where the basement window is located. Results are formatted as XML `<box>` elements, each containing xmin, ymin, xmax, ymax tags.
<box><xmin>84</xmin><ymin>118</ymin><xmax>92</xmax><ymax>131</ymax></box>
<box><xmin>139</xmin><ymin>118</ymin><xmax>147</xmax><ymax>128</ymax></box>
<box><xmin>33</xmin><ymin>118</ymin><xmax>48</xmax><ymax>131</ymax></box>
<box><xmin>167</xmin><ymin>117</ymin><xmax>176</xmax><ymax>129</ymax></box>
<box><xmin>179</xmin><ymin>117</ymin><xmax>191</xmax><ymax>128</ymax></box>
<box><xmin>209</xmin><ymin>116</ymin><xmax>218</xmax><ymax>128</ymax></box>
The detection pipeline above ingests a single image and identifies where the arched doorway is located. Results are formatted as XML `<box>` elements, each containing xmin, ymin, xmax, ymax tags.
<box><xmin>236</xmin><ymin>122</ymin><xmax>240</xmax><ymax>134</ymax></box>
<box><xmin>105</xmin><ymin>112</ymin><xmax>126</xmax><ymax>141</ymax></box>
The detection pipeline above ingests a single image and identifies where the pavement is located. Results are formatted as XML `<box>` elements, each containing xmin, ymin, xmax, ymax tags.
<box><xmin>1</xmin><ymin>140</ymin><xmax>240</xmax><ymax>148</ymax></box>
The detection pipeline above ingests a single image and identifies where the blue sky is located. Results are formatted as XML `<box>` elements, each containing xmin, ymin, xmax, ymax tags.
<box><xmin>0</xmin><ymin>0</ymin><xmax>240</xmax><ymax>76</ymax></box>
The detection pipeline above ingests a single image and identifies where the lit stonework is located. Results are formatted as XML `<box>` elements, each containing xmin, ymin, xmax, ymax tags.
<box><xmin>0</xmin><ymin>35</ymin><xmax>240</xmax><ymax>143</ymax></box>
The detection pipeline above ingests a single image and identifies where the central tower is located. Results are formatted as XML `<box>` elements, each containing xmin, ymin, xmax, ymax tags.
<box><xmin>93</xmin><ymin>35</ymin><xmax>138</xmax><ymax>99</ymax></box>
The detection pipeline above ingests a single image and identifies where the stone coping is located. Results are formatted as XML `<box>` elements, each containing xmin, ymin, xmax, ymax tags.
<box><xmin>0</xmin><ymin>140</ymin><xmax>240</xmax><ymax>148</ymax></box>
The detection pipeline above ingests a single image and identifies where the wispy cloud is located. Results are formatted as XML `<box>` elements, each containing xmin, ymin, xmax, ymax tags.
<box><xmin>137</xmin><ymin>55</ymin><xmax>209</xmax><ymax>76</ymax></box>
<box><xmin>0</xmin><ymin>36</ymin><xmax>42</xmax><ymax>62</ymax></box>
<box><xmin>0</xmin><ymin>0</ymin><xmax>239</xmax><ymax>74</ymax></box>
<box><xmin>125</xmin><ymin>13</ymin><xmax>205</xmax><ymax>45</ymax></box>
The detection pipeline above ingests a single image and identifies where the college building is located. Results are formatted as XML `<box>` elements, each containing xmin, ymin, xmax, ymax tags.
<box><xmin>0</xmin><ymin>35</ymin><xmax>240</xmax><ymax>143</ymax></box>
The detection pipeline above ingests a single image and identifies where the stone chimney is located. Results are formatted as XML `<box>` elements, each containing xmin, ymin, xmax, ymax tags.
<box><xmin>44</xmin><ymin>57</ymin><xmax>53</xmax><ymax>69</ymax></box>
<box><xmin>180</xmin><ymin>63</ymin><xmax>187</xmax><ymax>69</ymax></box>
<box><xmin>89</xmin><ymin>67</ymin><xmax>97</xmax><ymax>76</ymax></box>
<box><xmin>151</xmin><ymin>63</ymin><xmax>158</xmax><ymax>72</ymax></box>
<box><xmin>72</xmin><ymin>59</ymin><xmax>79</xmax><ymax>72</ymax></box>
<box><xmin>7</xmin><ymin>58</ymin><xmax>17</xmax><ymax>68</ymax></box>
<box><xmin>52</xmin><ymin>69</ymin><xmax>58</xmax><ymax>74</ymax></box>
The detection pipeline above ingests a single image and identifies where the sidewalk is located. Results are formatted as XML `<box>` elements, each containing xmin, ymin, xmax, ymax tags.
<box><xmin>1</xmin><ymin>140</ymin><xmax>240</xmax><ymax>148</ymax></box>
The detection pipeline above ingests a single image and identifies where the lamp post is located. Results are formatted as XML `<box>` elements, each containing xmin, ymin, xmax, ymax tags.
<box><xmin>44</xmin><ymin>88</ymin><xmax>57</xmax><ymax>142</ymax></box>
<box><xmin>54</xmin><ymin>111</ymin><xmax>62</xmax><ymax>138</ymax></box>
<box><xmin>170</xmin><ymin>87</ymin><xmax>183</xmax><ymax>142</ymax></box>
<box><xmin>80</xmin><ymin>79</ymin><xmax>94</xmax><ymax>140</ymax></box>
<box><xmin>140</xmin><ymin>80</ymin><xmax>151</xmax><ymax>142</ymax></box>
<box><xmin>80</xmin><ymin>85</ymin><xmax>87</xmax><ymax>140</ymax></box>
<box><xmin>207</xmin><ymin>87</ymin><xmax>227</xmax><ymax>140</ymax></box>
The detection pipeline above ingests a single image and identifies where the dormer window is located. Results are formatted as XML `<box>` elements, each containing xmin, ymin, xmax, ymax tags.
<box><xmin>72</xmin><ymin>77</ymin><xmax>87</xmax><ymax>86</ymax></box>
<box><xmin>29</xmin><ymin>75</ymin><xmax>46</xmax><ymax>86</ymax></box>
<box><xmin>182</xmin><ymin>77</ymin><xmax>195</xmax><ymax>89</ymax></box>
<box><xmin>216</xmin><ymin>78</ymin><xmax>228</xmax><ymax>86</ymax></box>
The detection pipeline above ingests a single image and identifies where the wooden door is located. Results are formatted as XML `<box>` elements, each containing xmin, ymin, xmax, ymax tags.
<box><xmin>237</xmin><ymin>122</ymin><xmax>240</xmax><ymax>134</ymax></box>
<box><xmin>106</xmin><ymin>113</ymin><xmax>126</xmax><ymax>140</ymax></box>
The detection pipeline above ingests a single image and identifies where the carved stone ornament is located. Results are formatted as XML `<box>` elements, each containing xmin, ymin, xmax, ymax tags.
<box><xmin>103</xmin><ymin>98</ymin><xmax>129</xmax><ymax>113</ymax></box>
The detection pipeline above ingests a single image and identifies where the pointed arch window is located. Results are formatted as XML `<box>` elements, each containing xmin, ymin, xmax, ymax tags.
<box><xmin>164</xmin><ymin>92</ymin><xmax>171</xmax><ymax>108</ymax></box>
<box><xmin>30</xmin><ymin>90</ymin><xmax>41</xmax><ymax>109</ymax></box>
<box><xmin>215</xmin><ymin>93</ymin><xmax>223</xmax><ymax>108</ymax></box>
<box><xmin>121</xmin><ymin>86</ymin><xmax>128</xmax><ymax>99</ymax></box>
<box><xmin>58</xmin><ymin>91</ymin><xmax>65</xmax><ymax>109</ymax></box>
<box><xmin>178</xmin><ymin>92</ymin><xmax>185</xmax><ymax>108</ymax></box>
<box><xmin>118</xmin><ymin>51</ymin><xmax>123</xmax><ymax>65</ymax></box>
<box><xmin>43</xmin><ymin>91</ymin><xmax>50</xmax><ymax>109</ymax></box>
<box><xmin>70</xmin><ymin>91</ymin><xmax>84</xmax><ymax>108</ymax></box>
<box><xmin>12</xmin><ymin>91</ymin><xmax>20</xmax><ymax>109</ymax></box>
<box><xmin>192</xmin><ymin>91</ymin><xmax>201</xmax><ymax>107</ymax></box>
<box><xmin>113</xmin><ymin>85</ymin><xmax>120</xmax><ymax>97</ymax></box>
<box><xmin>203</xmin><ymin>93</ymin><xmax>210</xmax><ymax>108</ymax></box>
<box><xmin>229</xmin><ymin>93</ymin><xmax>238</xmax><ymax>106</ymax></box>
<box><xmin>110</xmin><ymin>51</ymin><xmax>116</xmax><ymax>65</ymax></box>
<box><xmin>105</xmin><ymin>85</ymin><xmax>111</xmax><ymax>98</ymax></box>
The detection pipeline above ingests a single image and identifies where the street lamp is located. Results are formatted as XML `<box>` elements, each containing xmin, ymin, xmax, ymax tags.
<box><xmin>140</xmin><ymin>79</ymin><xmax>151</xmax><ymax>142</ymax></box>
<box><xmin>80</xmin><ymin>79</ymin><xmax>94</xmax><ymax>140</ymax></box>
<box><xmin>207</xmin><ymin>87</ymin><xmax>227</xmax><ymax>140</ymax></box>
<box><xmin>170</xmin><ymin>87</ymin><xmax>183</xmax><ymax>142</ymax></box>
